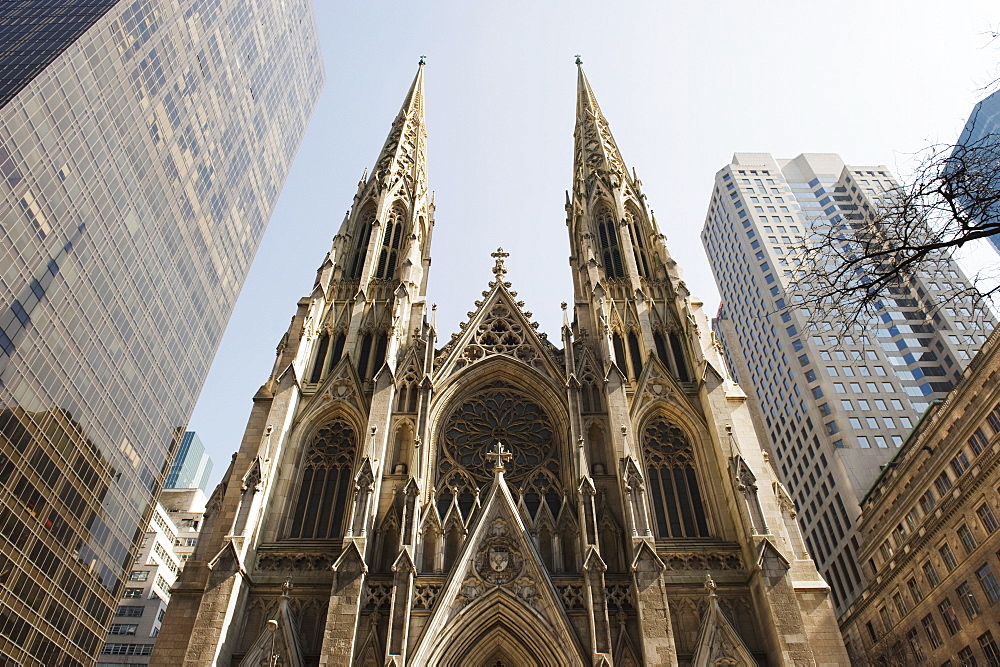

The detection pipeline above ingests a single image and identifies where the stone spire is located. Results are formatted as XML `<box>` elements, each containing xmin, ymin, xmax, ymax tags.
<box><xmin>371</xmin><ymin>59</ymin><xmax>427</xmax><ymax>193</ymax></box>
<box><xmin>573</xmin><ymin>59</ymin><xmax>628</xmax><ymax>194</ymax></box>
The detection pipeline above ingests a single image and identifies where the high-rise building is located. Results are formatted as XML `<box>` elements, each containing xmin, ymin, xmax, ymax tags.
<box><xmin>839</xmin><ymin>325</ymin><xmax>1000</xmax><ymax>665</ymax></box>
<box><xmin>701</xmin><ymin>153</ymin><xmax>995</xmax><ymax>613</ymax></box>
<box><xmin>165</xmin><ymin>432</ymin><xmax>213</xmax><ymax>492</ymax></box>
<box><xmin>151</xmin><ymin>62</ymin><xmax>847</xmax><ymax>666</ymax></box>
<box><xmin>0</xmin><ymin>1</ymin><xmax>120</xmax><ymax>107</ymax></box>
<box><xmin>0</xmin><ymin>1</ymin><xmax>322</xmax><ymax>663</ymax></box>
<box><xmin>99</xmin><ymin>487</ymin><xmax>207</xmax><ymax>664</ymax></box>
<box><xmin>953</xmin><ymin>88</ymin><xmax>1000</xmax><ymax>255</ymax></box>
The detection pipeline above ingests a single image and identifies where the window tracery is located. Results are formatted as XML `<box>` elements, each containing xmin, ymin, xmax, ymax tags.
<box><xmin>595</xmin><ymin>203</ymin><xmax>624</xmax><ymax>279</ymax></box>
<box><xmin>348</xmin><ymin>202</ymin><xmax>375</xmax><ymax>279</ymax></box>
<box><xmin>375</xmin><ymin>203</ymin><xmax>405</xmax><ymax>279</ymax></box>
<box><xmin>625</xmin><ymin>203</ymin><xmax>650</xmax><ymax>279</ymax></box>
<box><xmin>643</xmin><ymin>416</ymin><xmax>709</xmax><ymax>538</ymax></box>
<box><xmin>436</xmin><ymin>381</ymin><xmax>560</xmax><ymax>513</ymax></box>
<box><xmin>287</xmin><ymin>418</ymin><xmax>356</xmax><ymax>539</ymax></box>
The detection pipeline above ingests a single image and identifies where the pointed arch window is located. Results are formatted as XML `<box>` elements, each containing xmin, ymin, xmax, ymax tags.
<box><xmin>612</xmin><ymin>333</ymin><xmax>628</xmax><ymax>374</ymax></box>
<box><xmin>288</xmin><ymin>418</ymin><xmax>356</xmax><ymax>539</ymax></box>
<box><xmin>327</xmin><ymin>332</ymin><xmax>346</xmax><ymax>373</ymax></box>
<box><xmin>595</xmin><ymin>203</ymin><xmax>625</xmax><ymax>279</ymax></box>
<box><xmin>375</xmin><ymin>204</ymin><xmax>406</xmax><ymax>279</ymax></box>
<box><xmin>668</xmin><ymin>332</ymin><xmax>691</xmax><ymax>382</ymax></box>
<box><xmin>627</xmin><ymin>332</ymin><xmax>644</xmax><ymax>381</ymax></box>
<box><xmin>654</xmin><ymin>331</ymin><xmax>691</xmax><ymax>383</ymax></box>
<box><xmin>625</xmin><ymin>203</ymin><xmax>650</xmax><ymax>279</ymax></box>
<box><xmin>357</xmin><ymin>332</ymin><xmax>389</xmax><ymax>382</ymax></box>
<box><xmin>309</xmin><ymin>332</ymin><xmax>330</xmax><ymax>383</ymax></box>
<box><xmin>643</xmin><ymin>417</ymin><xmax>709</xmax><ymax>538</ymax></box>
<box><xmin>654</xmin><ymin>332</ymin><xmax>670</xmax><ymax>368</ymax></box>
<box><xmin>348</xmin><ymin>203</ymin><xmax>376</xmax><ymax>279</ymax></box>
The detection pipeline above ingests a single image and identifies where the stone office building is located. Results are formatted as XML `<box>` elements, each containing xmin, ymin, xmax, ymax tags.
<box><xmin>840</xmin><ymin>325</ymin><xmax>1000</xmax><ymax>665</ymax></box>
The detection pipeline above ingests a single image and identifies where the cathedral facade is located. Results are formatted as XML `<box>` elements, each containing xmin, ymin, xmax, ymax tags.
<box><xmin>151</xmin><ymin>62</ymin><xmax>849</xmax><ymax>666</ymax></box>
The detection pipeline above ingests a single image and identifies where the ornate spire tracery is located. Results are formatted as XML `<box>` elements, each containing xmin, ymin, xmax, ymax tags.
<box><xmin>372</xmin><ymin>61</ymin><xmax>427</xmax><ymax>194</ymax></box>
<box><xmin>574</xmin><ymin>62</ymin><xmax>628</xmax><ymax>193</ymax></box>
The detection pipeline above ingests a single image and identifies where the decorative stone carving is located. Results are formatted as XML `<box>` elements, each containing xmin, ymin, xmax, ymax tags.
<box><xmin>362</xmin><ymin>583</ymin><xmax>393</xmax><ymax>610</ymax></box>
<box><xmin>255</xmin><ymin>552</ymin><xmax>334</xmax><ymax>573</ymax></box>
<box><xmin>606</xmin><ymin>584</ymin><xmax>634</xmax><ymax>610</ymax></box>
<box><xmin>474</xmin><ymin>519</ymin><xmax>524</xmax><ymax>586</ymax></box>
<box><xmin>556</xmin><ymin>583</ymin><xmax>586</xmax><ymax>610</ymax></box>
<box><xmin>412</xmin><ymin>582</ymin><xmax>441</xmax><ymax>610</ymax></box>
<box><xmin>661</xmin><ymin>552</ymin><xmax>743</xmax><ymax>571</ymax></box>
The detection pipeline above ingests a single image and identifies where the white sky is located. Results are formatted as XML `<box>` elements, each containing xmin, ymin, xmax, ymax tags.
<box><xmin>189</xmin><ymin>0</ymin><xmax>1000</xmax><ymax>486</ymax></box>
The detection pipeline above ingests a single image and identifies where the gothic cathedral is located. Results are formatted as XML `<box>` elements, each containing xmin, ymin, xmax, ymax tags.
<box><xmin>152</xmin><ymin>62</ymin><xmax>849</xmax><ymax>666</ymax></box>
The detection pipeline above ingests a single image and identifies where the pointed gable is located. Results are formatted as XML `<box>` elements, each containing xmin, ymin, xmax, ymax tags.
<box><xmin>436</xmin><ymin>249</ymin><xmax>563</xmax><ymax>381</ymax></box>
<box><xmin>690</xmin><ymin>576</ymin><xmax>757</xmax><ymax>667</ymax></box>
<box><xmin>409</xmin><ymin>468</ymin><xmax>588</xmax><ymax>666</ymax></box>
<box><xmin>630</xmin><ymin>354</ymin><xmax>707</xmax><ymax>428</ymax></box>
<box><xmin>293</xmin><ymin>355</ymin><xmax>368</xmax><ymax>428</ymax></box>
<box><xmin>238</xmin><ymin>585</ymin><xmax>305</xmax><ymax>667</ymax></box>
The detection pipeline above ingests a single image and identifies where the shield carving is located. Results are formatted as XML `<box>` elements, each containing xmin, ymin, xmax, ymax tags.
<box><xmin>489</xmin><ymin>547</ymin><xmax>509</xmax><ymax>573</ymax></box>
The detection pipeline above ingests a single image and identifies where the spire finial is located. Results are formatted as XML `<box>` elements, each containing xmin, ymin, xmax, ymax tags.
<box><xmin>574</xmin><ymin>54</ymin><xmax>582</xmax><ymax>66</ymax></box>
<box><xmin>419</xmin><ymin>55</ymin><xmax>426</xmax><ymax>66</ymax></box>
<box><xmin>491</xmin><ymin>247</ymin><xmax>509</xmax><ymax>278</ymax></box>
<box><xmin>704</xmin><ymin>574</ymin><xmax>718</xmax><ymax>598</ymax></box>
<box><xmin>486</xmin><ymin>441</ymin><xmax>513</xmax><ymax>477</ymax></box>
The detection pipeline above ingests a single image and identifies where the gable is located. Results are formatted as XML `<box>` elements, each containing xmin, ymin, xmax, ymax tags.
<box><xmin>435</xmin><ymin>278</ymin><xmax>563</xmax><ymax>382</ymax></box>
<box><xmin>408</xmin><ymin>472</ymin><xmax>587</xmax><ymax>666</ymax></box>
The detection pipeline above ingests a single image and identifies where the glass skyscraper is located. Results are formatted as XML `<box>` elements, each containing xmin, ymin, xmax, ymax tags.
<box><xmin>0</xmin><ymin>1</ymin><xmax>121</xmax><ymax>107</ymax></box>
<box><xmin>164</xmin><ymin>431</ymin><xmax>212</xmax><ymax>492</ymax></box>
<box><xmin>954</xmin><ymin>88</ymin><xmax>1000</xmax><ymax>254</ymax></box>
<box><xmin>0</xmin><ymin>1</ymin><xmax>322</xmax><ymax>663</ymax></box>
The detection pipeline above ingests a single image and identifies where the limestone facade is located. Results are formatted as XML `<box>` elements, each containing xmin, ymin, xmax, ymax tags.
<box><xmin>150</xmin><ymin>61</ymin><xmax>849</xmax><ymax>666</ymax></box>
<box><xmin>840</xmin><ymin>324</ymin><xmax>1000</xmax><ymax>664</ymax></box>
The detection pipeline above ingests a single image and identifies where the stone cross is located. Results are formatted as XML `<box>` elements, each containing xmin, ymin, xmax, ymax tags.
<box><xmin>486</xmin><ymin>441</ymin><xmax>512</xmax><ymax>476</ymax></box>
<box><xmin>491</xmin><ymin>247</ymin><xmax>509</xmax><ymax>278</ymax></box>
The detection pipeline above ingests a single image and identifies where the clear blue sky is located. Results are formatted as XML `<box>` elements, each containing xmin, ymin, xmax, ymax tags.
<box><xmin>189</xmin><ymin>0</ymin><xmax>1000</xmax><ymax>486</ymax></box>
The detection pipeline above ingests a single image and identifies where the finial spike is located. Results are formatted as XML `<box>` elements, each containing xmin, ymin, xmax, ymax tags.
<box><xmin>574</xmin><ymin>54</ymin><xmax>583</xmax><ymax>65</ymax></box>
<box><xmin>419</xmin><ymin>55</ymin><xmax>426</xmax><ymax>65</ymax></box>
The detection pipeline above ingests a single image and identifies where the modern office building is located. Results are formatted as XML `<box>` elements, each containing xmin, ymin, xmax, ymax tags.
<box><xmin>164</xmin><ymin>431</ymin><xmax>212</xmax><ymax>492</ymax></box>
<box><xmin>953</xmin><ymin>88</ymin><xmax>1000</xmax><ymax>254</ymax></box>
<box><xmin>0</xmin><ymin>1</ymin><xmax>120</xmax><ymax>107</ymax></box>
<box><xmin>0</xmin><ymin>1</ymin><xmax>322</xmax><ymax>663</ymax></box>
<box><xmin>702</xmin><ymin>153</ymin><xmax>994</xmax><ymax>614</ymax></box>
<box><xmin>98</xmin><ymin>487</ymin><xmax>207</xmax><ymax>665</ymax></box>
<box><xmin>840</xmin><ymin>324</ymin><xmax>1000</xmax><ymax>665</ymax></box>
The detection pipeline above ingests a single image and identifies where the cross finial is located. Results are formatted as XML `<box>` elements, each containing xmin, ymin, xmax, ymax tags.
<box><xmin>574</xmin><ymin>54</ymin><xmax>582</xmax><ymax>65</ymax></box>
<box><xmin>419</xmin><ymin>55</ymin><xmax>426</xmax><ymax>65</ymax></box>
<box><xmin>486</xmin><ymin>441</ymin><xmax>513</xmax><ymax>476</ymax></box>
<box><xmin>491</xmin><ymin>247</ymin><xmax>510</xmax><ymax>278</ymax></box>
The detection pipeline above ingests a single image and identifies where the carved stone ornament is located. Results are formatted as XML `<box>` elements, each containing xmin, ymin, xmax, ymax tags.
<box><xmin>473</xmin><ymin>518</ymin><xmax>523</xmax><ymax>585</ymax></box>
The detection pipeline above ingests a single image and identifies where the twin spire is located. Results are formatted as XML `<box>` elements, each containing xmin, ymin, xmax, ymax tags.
<box><xmin>367</xmin><ymin>58</ymin><xmax>629</xmax><ymax>192</ymax></box>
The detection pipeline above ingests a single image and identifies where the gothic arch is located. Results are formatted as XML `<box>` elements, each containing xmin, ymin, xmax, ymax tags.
<box><xmin>639</xmin><ymin>413</ymin><xmax>711</xmax><ymax>539</ymax></box>
<box><xmin>593</xmin><ymin>200</ymin><xmax>624</xmax><ymax>279</ymax></box>
<box><xmin>282</xmin><ymin>412</ymin><xmax>361</xmax><ymax>540</ymax></box>
<box><xmin>374</xmin><ymin>201</ymin><xmax>408</xmax><ymax>279</ymax></box>
<box><xmin>413</xmin><ymin>590</ymin><xmax>587</xmax><ymax>666</ymax></box>
<box><xmin>347</xmin><ymin>200</ymin><xmax>376</xmax><ymax>279</ymax></box>
<box><xmin>428</xmin><ymin>357</ymin><xmax>570</xmax><ymax>472</ymax></box>
<box><xmin>624</xmin><ymin>201</ymin><xmax>651</xmax><ymax>279</ymax></box>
